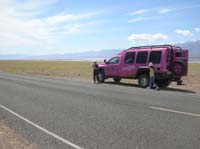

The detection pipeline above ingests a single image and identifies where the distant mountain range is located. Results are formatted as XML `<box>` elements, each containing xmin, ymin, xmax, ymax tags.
<box><xmin>0</xmin><ymin>40</ymin><xmax>199</xmax><ymax>62</ymax></box>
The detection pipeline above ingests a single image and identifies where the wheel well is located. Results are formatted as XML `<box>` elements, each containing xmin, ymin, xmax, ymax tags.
<box><xmin>136</xmin><ymin>68</ymin><xmax>149</xmax><ymax>78</ymax></box>
<box><xmin>98</xmin><ymin>68</ymin><xmax>106</xmax><ymax>78</ymax></box>
<box><xmin>98</xmin><ymin>68</ymin><xmax>104</xmax><ymax>73</ymax></box>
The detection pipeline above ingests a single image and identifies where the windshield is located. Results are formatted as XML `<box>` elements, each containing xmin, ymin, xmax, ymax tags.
<box><xmin>108</xmin><ymin>57</ymin><xmax>119</xmax><ymax>64</ymax></box>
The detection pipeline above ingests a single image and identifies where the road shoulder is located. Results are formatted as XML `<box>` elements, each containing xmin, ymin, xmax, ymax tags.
<box><xmin>0</xmin><ymin>121</ymin><xmax>37</xmax><ymax>149</ymax></box>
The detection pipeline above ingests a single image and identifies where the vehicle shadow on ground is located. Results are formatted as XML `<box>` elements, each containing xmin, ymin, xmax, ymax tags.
<box><xmin>104</xmin><ymin>81</ymin><xmax>196</xmax><ymax>94</ymax></box>
<box><xmin>104</xmin><ymin>81</ymin><xmax>138</xmax><ymax>87</ymax></box>
<box><xmin>161</xmin><ymin>87</ymin><xmax>196</xmax><ymax>94</ymax></box>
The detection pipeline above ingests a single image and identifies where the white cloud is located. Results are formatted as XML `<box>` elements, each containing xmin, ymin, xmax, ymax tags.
<box><xmin>128</xmin><ymin>33</ymin><xmax>168</xmax><ymax>45</ymax></box>
<box><xmin>128</xmin><ymin>17</ymin><xmax>146</xmax><ymax>23</ymax></box>
<box><xmin>0</xmin><ymin>0</ymin><xmax>58</xmax><ymax>18</ymax></box>
<box><xmin>63</xmin><ymin>22</ymin><xmax>97</xmax><ymax>34</ymax></box>
<box><xmin>128</xmin><ymin>16</ymin><xmax>159</xmax><ymax>23</ymax></box>
<box><xmin>158</xmin><ymin>8</ymin><xmax>171</xmax><ymax>14</ymax></box>
<box><xmin>175</xmin><ymin>29</ymin><xmax>193</xmax><ymax>36</ymax></box>
<box><xmin>129</xmin><ymin>9</ymin><xmax>148</xmax><ymax>15</ymax></box>
<box><xmin>0</xmin><ymin>0</ymin><xmax>98</xmax><ymax>55</ymax></box>
<box><xmin>195</xmin><ymin>27</ymin><xmax>200</xmax><ymax>32</ymax></box>
<box><xmin>45</xmin><ymin>13</ymin><xmax>96</xmax><ymax>25</ymax></box>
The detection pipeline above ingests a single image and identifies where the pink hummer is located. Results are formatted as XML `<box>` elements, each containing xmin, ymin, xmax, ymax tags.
<box><xmin>97</xmin><ymin>45</ymin><xmax>189</xmax><ymax>88</ymax></box>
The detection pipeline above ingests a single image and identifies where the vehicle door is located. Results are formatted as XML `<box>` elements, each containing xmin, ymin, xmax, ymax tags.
<box><xmin>104</xmin><ymin>57</ymin><xmax>119</xmax><ymax>77</ymax></box>
<box><xmin>173</xmin><ymin>50</ymin><xmax>188</xmax><ymax>76</ymax></box>
<box><xmin>120</xmin><ymin>52</ymin><xmax>136</xmax><ymax>77</ymax></box>
<box><xmin>149</xmin><ymin>51</ymin><xmax>162</xmax><ymax>72</ymax></box>
<box><xmin>135</xmin><ymin>51</ymin><xmax>148</xmax><ymax>68</ymax></box>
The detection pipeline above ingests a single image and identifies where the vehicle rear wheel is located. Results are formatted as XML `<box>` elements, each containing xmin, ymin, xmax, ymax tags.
<box><xmin>156</xmin><ymin>79</ymin><xmax>171</xmax><ymax>88</ymax></box>
<box><xmin>113</xmin><ymin>77</ymin><xmax>121</xmax><ymax>83</ymax></box>
<box><xmin>138</xmin><ymin>74</ymin><xmax>149</xmax><ymax>88</ymax></box>
<box><xmin>98</xmin><ymin>71</ymin><xmax>105</xmax><ymax>83</ymax></box>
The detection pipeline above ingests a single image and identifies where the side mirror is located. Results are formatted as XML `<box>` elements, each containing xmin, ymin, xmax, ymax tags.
<box><xmin>104</xmin><ymin>59</ymin><xmax>107</xmax><ymax>64</ymax></box>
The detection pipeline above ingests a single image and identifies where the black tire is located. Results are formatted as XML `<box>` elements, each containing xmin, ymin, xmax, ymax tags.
<box><xmin>113</xmin><ymin>77</ymin><xmax>121</xmax><ymax>83</ymax></box>
<box><xmin>172</xmin><ymin>61</ymin><xmax>186</xmax><ymax>76</ymax></box>
<box><xmin>156</xmin><ymin>80</ymin><xmax>171</xmax><ymax>88</ymax></box>
<box><xmin>98</xmin><ymin>71</ymin><xmax>105</xmax><ymax>83</ymax></box>
<box><xmin>177</xmin><ymin>80</ymin><xmax>182</xmax><ymax>85</ymax></box>
<box><xmin>138</xmin><ymin>74</ymin><xmax>149</xmax><ymax>88</ymax></box>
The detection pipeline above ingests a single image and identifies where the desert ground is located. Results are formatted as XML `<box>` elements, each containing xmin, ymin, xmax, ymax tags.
<box><xmin>0</xmin><ymin>60</ymin><xmax>199</xmax><ymax>94</ymax></box>
<box><xmin>0</xmin><ymin>121</ymin><xmax>37</xmax><ymax>149</ymax></box>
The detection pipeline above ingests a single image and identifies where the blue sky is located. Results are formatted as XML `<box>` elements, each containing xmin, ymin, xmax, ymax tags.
<box><xmin>0</xmin><ymin>0</ymin><xmax>200</xmax><ymax>55</ymax></box>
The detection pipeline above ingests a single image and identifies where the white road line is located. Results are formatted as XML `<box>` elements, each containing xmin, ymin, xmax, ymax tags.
<box><xmin>0</xmin><ymin>104</ymin><xmax>84</xmax><ymax>149</ymax></box>
<box><xmin>150</xmin><ymin>106</ymin><xmax>200</xmax><ymax>117</ymax></box>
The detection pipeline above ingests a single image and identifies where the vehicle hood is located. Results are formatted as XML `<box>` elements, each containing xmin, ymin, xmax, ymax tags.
<box><xmin>98</xmin><ymin>63</ymin><xmax>107</xmax><ymax>68</ymax></box>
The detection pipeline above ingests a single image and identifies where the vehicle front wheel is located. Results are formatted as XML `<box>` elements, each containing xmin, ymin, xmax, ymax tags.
<box><xmin>98</xmin><ymin>71</ymin><xmax>105</xmax><ymax>83</ymax></box>
<box><xmin>113</xmin><ymin>77</ymin><xmax>121</xmax><ymax>83</ymax></box>
<box><xmin>138</xmin><ymin>74</ymin><xmax>149</xmax><ymax>88</ymax></box>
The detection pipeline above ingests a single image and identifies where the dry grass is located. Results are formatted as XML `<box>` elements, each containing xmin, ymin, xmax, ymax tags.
<box><xmin>0</xmin><ymin>121</ymin><xmax>37</xmax><ymax>149</ymax></box>
<box><xmin>0</xmin><ymin>60</ymin><xmax>93</xmax><ymax>80</ymax></box>
<box><xmin>175</xmin><ymin>63</ymin><xmax>200</xmax><ymax>94</ymax></box>
<box><xmin>0</xmin><ymin>60</ymin><xmax>199</xmax><ymax>94</ymax></box>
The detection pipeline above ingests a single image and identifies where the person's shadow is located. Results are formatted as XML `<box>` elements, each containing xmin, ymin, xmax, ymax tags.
<box><xmin>104</xmin><ymin>81</ymin><xmax>196</xmax><ymax>94</ymax></box>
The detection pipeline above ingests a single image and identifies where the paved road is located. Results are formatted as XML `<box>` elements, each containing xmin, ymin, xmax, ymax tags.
<box><xmin>0</xmin><ymin>72</ymin><xmax>200</xmax><ymax>149</ymax></box>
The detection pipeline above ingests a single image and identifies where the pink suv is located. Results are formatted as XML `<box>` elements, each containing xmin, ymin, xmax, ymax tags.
<box><xmin>97</xmin><ymin>45</ymin><xmax>189</xmax><ymax>88</ymax></box>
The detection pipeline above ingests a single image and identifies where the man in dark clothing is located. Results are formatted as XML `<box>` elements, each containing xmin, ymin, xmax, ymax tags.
<box><xmin>92</xmin><ymin>62</ymin><xmax>99</xmax><ymax>83</ymax></box>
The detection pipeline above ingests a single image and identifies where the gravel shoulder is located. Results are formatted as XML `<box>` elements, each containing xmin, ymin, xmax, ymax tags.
<box><xmin>0</xmin><ymin>121</ymin><xmax>37</xmax><ymax>149</ymax></box>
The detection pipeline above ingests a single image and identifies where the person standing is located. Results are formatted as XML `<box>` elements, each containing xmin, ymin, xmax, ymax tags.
<box><xmin>92</xmin><ymin>62</ymin><xmax>99</xmax><ymax>83</ymax></box>
<box><xmin>148</xmin><ymin>62</ymin><xmax>159</xmax><ymax>89</ymax></box>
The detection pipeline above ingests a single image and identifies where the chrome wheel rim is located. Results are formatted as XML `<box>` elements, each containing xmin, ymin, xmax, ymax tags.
<box><xmin>140</xmin><ymin>77</ymin><xmax>148</xmax><ymax>87</ymax></box>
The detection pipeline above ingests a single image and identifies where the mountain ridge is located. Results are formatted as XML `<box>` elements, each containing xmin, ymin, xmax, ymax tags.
<box><xmin>0</xmin><ymin>40</ymin><xmax>199</xmax><ymax>61</ymax></box>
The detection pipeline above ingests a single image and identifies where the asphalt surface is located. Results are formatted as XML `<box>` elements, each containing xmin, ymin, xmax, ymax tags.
<box><xmin>0</xmin><ymin>72</ymin><xmax>200</xmax><ymax>149</ymax></box>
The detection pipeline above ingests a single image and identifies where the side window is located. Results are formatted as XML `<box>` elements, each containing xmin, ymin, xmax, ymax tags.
<box><xmin>136</xmin><ymin>52</ymin><xmax>148</xmax><ymax>64</ymax></box>
<box><xmin>124</xmin><ymin>52</ymin><xmax>135</xmax><ymax>64</ymax></box>
<box><xmin>175</xmin><ymin>52</ymin><xmax>184</xmax><ymax>57</ymax></box>
<box><xmin>149</xmin><ymin>51</ymin><xmax>162</xmax><ymax>64</ymax></box>
<box><xmin>108</xmin><ymin>57</ymin><xmax>119</xmax><ymax>64</ymax></box>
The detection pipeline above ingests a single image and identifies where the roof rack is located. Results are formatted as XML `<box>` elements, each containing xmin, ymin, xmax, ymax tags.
<box><xmin>127</xmin><ymin>45</ymin><xmax>182</xmax><ymax>51</ymax></box>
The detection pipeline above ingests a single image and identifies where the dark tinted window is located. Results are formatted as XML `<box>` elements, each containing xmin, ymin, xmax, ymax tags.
<box><xmin>149</xmin><ymin>51</ymin><xmax>162</xmax><ymax>64</ymax></box>
<box><xmin>136</xmin><ymin>52</ymin><xmax>148</xmax><ymax>64</ymax></box>
<box><xmin>124</xmin><ymin>52</ymin><xmax>135</xmax><ymax>64</ymax></box>
<box><xmin>175</xmin><ymin>52</ymin><xmax>184</xmax><ymax>57</ymax></box>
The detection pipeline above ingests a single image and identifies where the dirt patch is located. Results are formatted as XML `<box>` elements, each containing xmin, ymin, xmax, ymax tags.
<box><xmin>0</xmin><ymin>121</ymin><xmax>37</xmax><ymax>149</ymax></box>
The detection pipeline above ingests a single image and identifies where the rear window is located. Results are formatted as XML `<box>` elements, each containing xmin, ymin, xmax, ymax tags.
<box><xmin>176</xmin><ymin>52</ymin><xmax>184</xmax><ymax>57</ymax></box>
<box><xmin>149</xmin><ymin>51</ymin><xmax>162</xmax><ymax>64</ymax></box>
<box><xmin>136</xmin><ymin>52</ymin><xmax>148</xmax><ymax>64</ymax></box>
<box><xmin>124</xmin><ymin>52</ymin><xmax>135</xmax><ymax>64</ymax></box>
